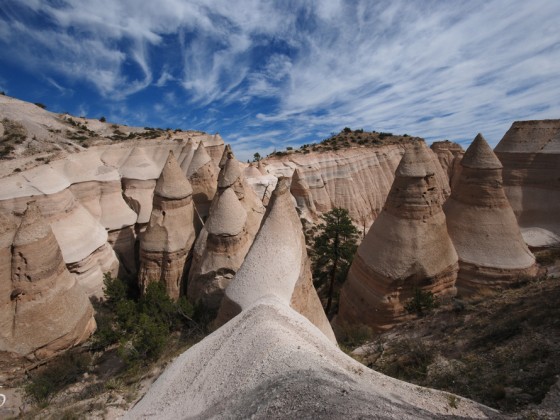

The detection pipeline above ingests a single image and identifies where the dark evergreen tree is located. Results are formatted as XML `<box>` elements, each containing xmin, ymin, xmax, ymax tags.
<box><xmin>310</xmin><ymin>207</ymin><xmax>359</xmax><ymax>318</ymax></box>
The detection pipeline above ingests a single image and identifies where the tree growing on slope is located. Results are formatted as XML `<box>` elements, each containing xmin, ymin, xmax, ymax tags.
<box><xmin>310</xmin><ymin>207</ymin><xmax>359</xmax><ymax>318</ymax></box>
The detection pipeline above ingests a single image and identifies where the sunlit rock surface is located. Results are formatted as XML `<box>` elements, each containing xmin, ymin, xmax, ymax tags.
<box><xmin>338</xmin><ymin>142</ymin><xmax>458</xmax><ymax>332</ymax></box>
<box><xmin>444</xmin><ymin>134</ymin><xmax>538</xmax><ymax>295</ymax></box>
<box><xmin>138</xmin><ymin>152</ymin><xmax>196</xmax><ymax>300</ymax></box>
<box><xmin>0</xmin><ymin>203</ymin><xmax>95</xmax><ymax>359</ymax></box>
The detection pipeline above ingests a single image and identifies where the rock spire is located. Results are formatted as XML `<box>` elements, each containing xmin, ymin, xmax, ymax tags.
<box><xmin>0</xmin><ymin>203</ymin><xmax>95</xmax><ymax>359</ymax></box>
<box><xmin>138</xmin><ymin>152</ymin><xmax>196</xmax><ymax>300</ymax></box>
<box><xmin>186</xmin><ymin>142</ymin><xmax>218</xmax><ymax>220</ymax></box>
<box><xmin>215</xmin><ymin>177</ymin><xmax>336</xmax><ymax>342</ymax></box>
<box><xmin>337</xmin><ymin>142</ymin><xmax>458</xmax><ymax>332</ymax></box>
<box><xmin>444</xmin><ymin>134</ymin><xmax>538</xmax><ymax>295</ymax></box>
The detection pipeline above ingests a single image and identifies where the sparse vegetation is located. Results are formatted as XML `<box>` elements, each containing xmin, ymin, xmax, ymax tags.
<box><xmin>0</xmin><ymin>118</ymin><xmax>27</xmax><ymax>157</ymax></box>
<box><xmin>34</xmin><ymin>102</ymin><xmax>47</xmax><ymax>109</ymax></box>
<box><xmin>93</xmin><ymin>274</ymin><xmax>197</xmax><ymax>364</ymax></box>
<box><xmin>404</xmin><ymin>288</ymin><xmax>439</xmax><ymax>316</ymax></box>
<box><xmin>354</xmin><ymin>275</ymin><xmax>560</xmax><ymax>413</ymax></box>
<box><xmin>99</xmin><ymin>116</ymin><xmax>106</xmax><ymax>122</ymax></box>
<box><xmin>270</xmin><ymin>128</ymin><xmax>416</xmax><ymax>157</ymax></box>
<box><xmin>25</xmin><ymin>351</ymin><xmax>92</xmax><ymax>405</ymax></box>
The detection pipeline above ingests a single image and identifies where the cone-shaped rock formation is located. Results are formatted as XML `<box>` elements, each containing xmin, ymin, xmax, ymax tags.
<box><xmin>338</xmin><ymin>142</ymin><xmax>458</xmax><ymax>332</ymax></box>
<box><xmin>290</xmin><ymin>168</ymin><xmax>318</xmax><ymax>221</ymax></box>
<box><xmin>187</xmin><ymin>188</ymin><xmax>251</xmax><ymax>309</ymax></box>
<box><xmin>186</xmin><ymin>142</ymin><xmax>218</xmax><ymax>220</ymax></box>
<box><xmin>215</xmin><ymin>177</ymin><xmax>336</xmax><ymax>342</ymax></box>
<box><xmin>444</xmin><ymin>134</ymin><xmax>538</xmax><ymax>295</ymax></box>
<box><xmin>218</xmin><ymin>144</ymin><xmax>232</xmax><ymax>169</ymax></box>
<box><xmin>178</xmin><ymin>139</ymin><xmax>196</xmax><ymax>175</ymax></box>
<box><xmin>0</xmin><ymin>203</ymin><xmax>95</xmax><ymax>359</ymax></box>
<box><xmin>139</xmin><ymin>152</ymin><xmax>196</xmax><ymax>300</ymax></box>
<box><xmin>187</xmin><ymin>151</ymin><xmax>265</xmax><ymax>310</ymax></box>
<box><xmin>215</xmin><ymin>152</ymin><xmax>265</xmax><ymax>234</ymax></box>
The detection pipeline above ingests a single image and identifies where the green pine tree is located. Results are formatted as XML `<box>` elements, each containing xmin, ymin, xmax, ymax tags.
<box><xmin>310</xmin><ymin>208</ymin><xmax>359</xmax><ymax>318</ymax></box>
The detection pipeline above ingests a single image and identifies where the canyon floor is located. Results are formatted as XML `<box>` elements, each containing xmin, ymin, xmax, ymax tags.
<box><xmin>1</xmin><ymin>250</ymin><xmax>557</xmax><ymax>419</ymax></box>
<box><xmin>350</xmin><ymin>249</ymin><xmax>560</xmax><ymax>418</ymax></box>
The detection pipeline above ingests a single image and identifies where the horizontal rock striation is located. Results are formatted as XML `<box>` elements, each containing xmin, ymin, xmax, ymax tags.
<box><xmin>444</xmin><ymin>134</ymin><xmax>538</xmax><ymax>295</ymax></box>
<box><xmin>338</xmin><ymin>142</ymin><xmax>458</xmax><ymax>332</ymax></box>
<box><xmin>494</xmin><ymin>120</ymin><xmax>560</xmax><ymax>248</ymax></box>
<box><xmin>262</xmin><ymin>142</ymin><xmax>450</xmax><ymax>227</ymax></box>
<box><xmin>138</xmin><ymin>152</ymin><xmax>196</xmax><ymax>300</ymax></box>
<box><xmin>430</xmin><ymin>140</ymin><xmax>464</xmax><ymax>189</ymax></box>
<box><xmin>0</xmin><ymin>134</ymin><xmax>224</xmax><ymax>295</ymax></box>
<box><xmin>0</xmin><ymin>203</ymin><xmax>95</xmax><ymax>359</ymax></box>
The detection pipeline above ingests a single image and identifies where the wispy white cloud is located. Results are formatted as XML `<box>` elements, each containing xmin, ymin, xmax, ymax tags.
<box><xmin>0</xmin><ymin>0</ymin><xmax>559</xmax><ymax>154</ymax></box>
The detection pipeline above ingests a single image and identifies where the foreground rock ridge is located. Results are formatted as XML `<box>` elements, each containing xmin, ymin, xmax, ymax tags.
<box><xmin>494</xmin><ymin>119</ymin><xmax>560</xmax><ymax>248</ymax></box>
<box><xmin>127</xmin><ymin>197</ymin><xmax>495</xmax><ymax>418</ymax></box>
<box><xmin>215</xmin><ymin>177</ymin><xmax>335</xmax><ymax>342</ymax></box>
<box><xmin>0</xmin><ymin>203</ymin><xmax>95</xmax><ymax>359</ymax></box>
<box><xmin>338</xmin><ymin>142</ymin><xmax>458</xmax><ymax>332</ymax></box>
<box><xmin>444</xmin><ymin>134</ymin><xmax>538</xmax><ymax>295</ymax></box>
<box><xmin>138</xmin><ymin>152</ymin><xmax>196</xmax><ymax>300</ymax></box>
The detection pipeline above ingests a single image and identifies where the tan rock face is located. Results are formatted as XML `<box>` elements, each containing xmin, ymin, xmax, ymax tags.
<box><xmin>444</xmin><ymin>134</ymin><xmax>538</xmax><ymax>295</ymax></box>
<box><xmin>187</xmin><ymin>188</ymin><xmax>251</xmax><ymax>310</ymax></box>
<box><xmin>187</xmin><ymin>152</ymin><xmax>265</xmax><ymax>310</ymax></box>
<box><xmin>138</xmin><ymin>152</ymin><xmax>196</xmax><ymax>300</ymax></box>
<box><xmin>0</xmin><ymin>203</ymin><xmax>95</xmax><ymax>359</ymax></box>
<box><xmin>430</xmin><ymin>140</ymin><xmax>464</xmax><ymax>189</ymax></box>
<box><xmin>262</xmin><ymin>143</ymin><xmax>450</xmax><ymax>228</ymax></box>
<box><xmin>186</xmin><ymin>143</ymin><xmax>218</xmax><ymax>220</ymax></box>
<box><xmin>338</xmin><ymin>142</ymin><xmax>458</xmax><ymax>332</ymax></box>
<box><xmin>0</xmin><ymin>188</ymin><xmax>120</xmax><ymax>297</ymax></box>
<box><xmin>215</xmin><ymin>178</ymin><xmax>336</xmax><ymax>343</ymax></box>
<box><xmin>290</xmin><ymin>168</ymin><xmax>317</xmax><ymax>221</ymax></box>
<box><xmin>494</xmin><ymin>120</ymin><xmax>560</xmax><ymax>248</ymax></box>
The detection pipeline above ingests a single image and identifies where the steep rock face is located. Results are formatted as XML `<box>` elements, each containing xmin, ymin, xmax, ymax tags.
<box><xmin>430</xmin><ymin>140</ymin><xmax>464</xmax><ymax>189</ymax></box>
<box><xmin>0</xmin><ymin>188</ymin><xmax>119</xmax><ymax>296</ymax></box>
<box><xmin>262</xmin><ymin>143</ymin><xmax>450</xmax><ymax>227</ymax></box>
<box><xmin>186</xmin><ymin>143</ymin><xmax>218</xmax><ymax>220</ymax></box>
<box><xmin>444</xmin><ymin>134</ymin><xmax>538</xmax><ymax>295</ymax></box>
<box><xmin>187</xmin><ymin>188</ymin><xmax>251</xmax><ymax>309</ymax></box>
<box><xmin>138</xmin><ymin>152</ymin><xmax>196</xmax><ymax>300</ymax></box>
<box><xmin>0</xmin><ymin>203</ymin><xmax>95</xmax><ymax>359</ymax></box>
<box><xmin>215</xmin><ymin>178</ymin><xmax>335</xmax><ymax>343</ymax></box>
<box><xmin>338</xmin><ymin>142</ymin><xmax>458</xmax><ymax>332</ymax></box>
<box><xmin>290</xmin><ymin>168</ymin><xmax>318</xmax><ymax>221</ymax></box>
<box><xmin>0</xmin><ymin>136</ymin><xmax>224</xmax><ymax>295</ymax></box>
<box><xmin>187</xmin><ymin>153</ymin><xmax>265</xmax><ymax>310</ymax></box>
<box><xmin>494</xmin><ymin>120</ymin><xmax>560</xmax><ymax>248</ymax></box>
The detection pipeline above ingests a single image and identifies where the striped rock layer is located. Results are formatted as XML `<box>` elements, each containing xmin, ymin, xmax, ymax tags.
<box><xmin>338</xmin><ymin>142</ymin><xmax>458</xmax><ymax>332</ymax></box>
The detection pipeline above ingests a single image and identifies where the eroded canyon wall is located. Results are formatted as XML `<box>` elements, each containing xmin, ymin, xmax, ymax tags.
<box><xmin>494</xmin><ymin>120</ymin><xmax>560</xmax><ymax>248</ymax></box>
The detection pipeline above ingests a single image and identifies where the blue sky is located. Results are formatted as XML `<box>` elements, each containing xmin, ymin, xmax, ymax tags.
<box><xmin>1</xmin><ymin>0</ymin><xmax>559</xmax><ymax>161</ymax></box>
